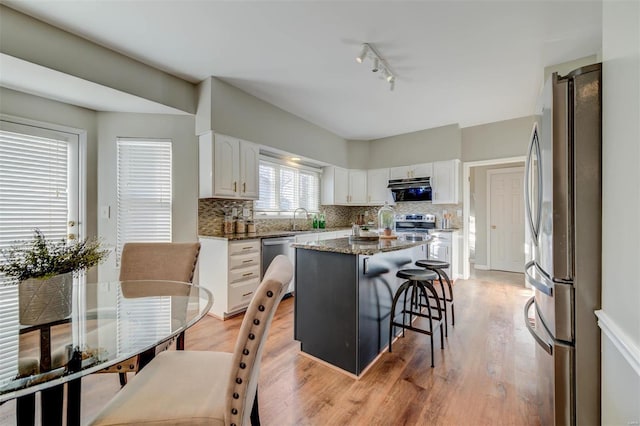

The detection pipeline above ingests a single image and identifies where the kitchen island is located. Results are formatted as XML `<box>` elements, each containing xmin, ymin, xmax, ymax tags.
<box><xmin>292</xmin><ymin>237</ymin><xmax>429</xmax><ymax>376</ymax></box>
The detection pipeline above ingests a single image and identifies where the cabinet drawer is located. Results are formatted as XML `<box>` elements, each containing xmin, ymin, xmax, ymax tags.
<box><xmin>228</xmin><ymin>277</ymin><xmax>260</xmax><ymax>312</ymax></box>
<box><xmin>229</xmin><ymin>252</ymin><xmax>260</xmax><ymax>270</ymax></box>
<box><xmin>229</xmin><ymin>240</ymin><xmax>260</xmax><ymax>256</ymax></box>
<box><xmin>229</xmin><ymin>265</ymin><xmax>260</xmax><ymax>283</ymax></box>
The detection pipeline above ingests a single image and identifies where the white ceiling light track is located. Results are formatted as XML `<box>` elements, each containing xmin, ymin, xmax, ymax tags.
<box><xmin>356</xmin><ymin>43</ymin><xmax>395</xmax><ymax>91</ymax></box>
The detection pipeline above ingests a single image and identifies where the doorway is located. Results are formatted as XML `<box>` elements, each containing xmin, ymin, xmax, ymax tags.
<box><xmin>487</xmin><ymin>167</ymin><xmax>525</xmax><ymax>273</ymax></box>
<box><xmin>462</xmin><ymin>156</ymin><xmax>525</xmax><ymax>279</ymax></box>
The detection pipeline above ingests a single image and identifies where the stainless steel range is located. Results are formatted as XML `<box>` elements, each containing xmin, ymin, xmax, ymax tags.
<box><xmin>394</xmin><ymin>213</ymin><xmax>435</xmax><ymax>240</ymax></box>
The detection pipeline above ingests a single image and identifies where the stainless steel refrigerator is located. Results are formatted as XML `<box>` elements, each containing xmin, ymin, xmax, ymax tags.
<box><xmin>524</xmin><ymin>63</ymin><xmax>602</xmax><ymax>426</ymax></box>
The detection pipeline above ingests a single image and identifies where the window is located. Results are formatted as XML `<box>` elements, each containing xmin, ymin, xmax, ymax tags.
<box><xmin>116</xmin><ymin>139</ymin><xmax>172</xmax><ymax>264</ymax></box>
<box><xmin>255</xmin><ymin>158</ymin><xmax>320</xmax><ymax>215</ymax></box>
<box><xmin>0</xmin><ymin>120</ymin><xmax>80</xmax><ymax>385</ymax></box>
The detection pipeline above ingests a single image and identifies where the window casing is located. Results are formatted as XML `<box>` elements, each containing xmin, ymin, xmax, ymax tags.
<box><xmin>255</xmin><ymin>158</ymin><xmax>320</xmax><ymax>216</ymax></box>
<box><xmin>116</xmin><ymin>139</ymin><xmax>172</xmax><ymax>265</ymax></box>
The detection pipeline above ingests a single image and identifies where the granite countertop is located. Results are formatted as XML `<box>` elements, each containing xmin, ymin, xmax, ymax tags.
<box><xmin>199</xmin><ymin>227</ymin><xmax>350</xmax><ymax>241</ymax></box>
<box><xmin>292</xmin><ymin>236</ymin><xmax>430</xmax><ymax>256</ymax></box>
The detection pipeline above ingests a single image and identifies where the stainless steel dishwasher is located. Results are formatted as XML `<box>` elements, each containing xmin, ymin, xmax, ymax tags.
<box><xmin>261</xmin><ymin>236</ymin><xmax>296</xmax><ymax>295</ymax></box>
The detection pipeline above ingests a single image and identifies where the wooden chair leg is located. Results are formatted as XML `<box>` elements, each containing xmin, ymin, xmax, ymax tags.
<box><xmin>250</xmin><ymin>389</ymin><xmax>261</xmax><ymax>426</ymax></box>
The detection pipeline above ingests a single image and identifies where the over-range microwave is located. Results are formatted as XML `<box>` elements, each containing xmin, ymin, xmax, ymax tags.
<box><xmin>387</xmin><ymin>177</ymin><xmax>432</xmax><ymax>202</ymax></box>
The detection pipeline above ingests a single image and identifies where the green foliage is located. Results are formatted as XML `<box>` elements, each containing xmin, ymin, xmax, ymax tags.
<box><xmin>0</xmin><ymin>230</ymin><xmax>109</xmax><ymax>281</ymax></box>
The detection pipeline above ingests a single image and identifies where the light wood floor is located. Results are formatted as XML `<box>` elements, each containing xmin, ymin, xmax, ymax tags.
<box><xmin>1</xmin><ymin>271</ymin><xmax>540</xmax><ymax>426</ymax></box>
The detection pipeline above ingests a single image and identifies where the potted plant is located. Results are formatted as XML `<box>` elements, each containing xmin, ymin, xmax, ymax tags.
<box><xmin>0</xmin><ymin>229</ymin><xmax>108</xmax><ymax>325</ymax></box>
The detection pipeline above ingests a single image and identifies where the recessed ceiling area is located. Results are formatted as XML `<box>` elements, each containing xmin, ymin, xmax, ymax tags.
<box><xmin>0</xmin><ymin>1</ymin><xmax>602</xmax><ymax>140</ymax></box>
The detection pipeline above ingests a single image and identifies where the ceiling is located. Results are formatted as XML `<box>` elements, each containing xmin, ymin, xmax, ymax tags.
<box><xmin>1</xmin><ymin>1</ymin><xmax>602</xmax><ymax>140</ymax></box>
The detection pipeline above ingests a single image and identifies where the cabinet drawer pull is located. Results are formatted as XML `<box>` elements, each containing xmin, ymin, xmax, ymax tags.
<box><xmin>234</xmin><ymin>181</ymin><xmax>237</xmax><ymax>192</ymax></box>
<box><xmin>241</xmin><ymin>246</ymin><xmax>252</xmax><ymax>250</ymax></box>
<box><xmin>242</xmin><ymin>272</ymin><xmax>254</xmax><ymax>277</ymax></box>
<box><xmin>242</xmin><ymin>259</ymin><xmax>253</xmax><ymax>263</ymax></box>
<box><xmin>242</xmin><ymin>291</ymin><xmax>254</xmax><ymax>297</ymax></box>
<box><xmin>243</xmin><ymin>182</ymin><xmax>246</xmax><ymax>192</ymax></box>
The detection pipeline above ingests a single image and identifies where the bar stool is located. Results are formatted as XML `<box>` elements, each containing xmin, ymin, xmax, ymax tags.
<box><xmin>389</xmin><ymin>268</ymin><xmax>445</xmax><ymax>367</ymax></box>
<box><xmin>415</xmin><ymin>259</ymin><xmax>454</xmax><ymax>336</ymax></box>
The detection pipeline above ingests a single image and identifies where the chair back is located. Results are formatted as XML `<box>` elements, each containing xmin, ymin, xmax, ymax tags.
<box><xmin>119</xmin><ymin>242</ymin><xmax>201</xmax><ymax>283</ymax></box>
<box><xmin>225</xmin><ymin>255</ymin><xmax>293</xmax><ymax>426</ymax></box>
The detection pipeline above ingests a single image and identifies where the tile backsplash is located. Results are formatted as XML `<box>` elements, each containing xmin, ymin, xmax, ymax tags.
<box><xmin>199</xmin><ymin>198</ymin><xmax>462</xmax><ymax>235</ymax></box>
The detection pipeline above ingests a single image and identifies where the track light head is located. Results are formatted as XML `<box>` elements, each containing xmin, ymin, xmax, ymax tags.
<box><xmin>356</xmin><ymin>44</ymin><xmax>369</xmax><ymax>63</ymax></box>
<box><xmin>356</xmin><ymin>42</ymin><xmax>396</xmax><ymax>91</ymax></box>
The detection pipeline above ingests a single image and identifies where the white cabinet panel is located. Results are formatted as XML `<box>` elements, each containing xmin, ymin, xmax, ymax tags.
<box><xmin>348</xmin><ymin>170</ymin><xmax>368</xmax><ymax>204</ymax></box>
<box><xmin>389</xmin><ymin>163</ymin><xmax>432</xmax><ymax>179</ymax></box>
<box><xmin>199</xmin><ymin>238</ymin><xmax>261</xmax><ymax>319</ymax></box>
<box><xmin>432</xmin><ymin>159</ymin><xmax>460</xmax><ymax>204</ymax></box>
<box><xmin>367</xmin><ymin>168</ymin><xmax>390</xmax><ymax>205</ymax></box>
<box><xmin>199</xmin><ymin>132</ymin><xmax>260</xmax><ymax>200</ymax></box>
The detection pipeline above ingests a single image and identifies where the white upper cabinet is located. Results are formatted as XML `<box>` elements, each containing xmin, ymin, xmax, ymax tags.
<box><xmin>348</xmin><ymin>170</ymin><xmax>368</xmax><ymax>204</ymax></box>
<box><xmin>322</xmin><ymin>167</ymin><xmax>368</xmax><ymax>205</ymax></box>
<box><xmin>389</xmin><ymin>162</ymin><xmax>432</xmax><ymax>179</ymax></box>
<box><xmin>367</xmin><ymin>168</ymin><xmax>391</xmax><ymax>205</ymax></box>
<box><xmin>432</xmin><ymin>159</ymin><xmax>460</xmax><ymax>204</ymax></box>
<box><xmin>199</xmin><ymin>132</ymin><xmax>259</xmax><ymax>200</ymax></box>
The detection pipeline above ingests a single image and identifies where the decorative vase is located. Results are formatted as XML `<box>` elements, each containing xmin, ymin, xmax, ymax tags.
<box><xmin>19</xmin><ymin>272</ymin><xmax>73</xmax><ymax>325</ymax></box>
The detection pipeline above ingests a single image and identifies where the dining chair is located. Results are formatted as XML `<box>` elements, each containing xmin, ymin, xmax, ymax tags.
<box><xmin>99</xmin><ymin>242</ymin><xmax>201</xmax><ymax>385</ymax></box>
<box><xmin>89</xmin><ymin>254</ymin><xmax>293</xmax><ymax>426</ymax></box>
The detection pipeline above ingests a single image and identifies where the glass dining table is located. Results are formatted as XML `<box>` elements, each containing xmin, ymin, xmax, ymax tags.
<box><xmin>0</xmin><ymin>280</ymin><xmax>212</xmax><ymax>426</ymax></box>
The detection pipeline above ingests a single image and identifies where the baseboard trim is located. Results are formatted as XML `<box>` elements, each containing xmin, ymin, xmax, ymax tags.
<box><xmin>473</xmin><ymin>264</ymin><xmax>490</xmax><ymax>270</ymax></box>
<box><xmin>595</xmin><ymin>310</ymin><xmax>640</xmax><ymax>377</ymax></box>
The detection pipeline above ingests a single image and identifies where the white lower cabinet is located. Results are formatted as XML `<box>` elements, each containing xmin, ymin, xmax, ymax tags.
<box><xmin>199</xmin><ymin>238</ymin><xmax>261</xmax><ymax>319</ymax></box>
<box><xmin>428</xmin><ymin>231</ymin><xmax>459</xmax><ymax>279</ymax></box>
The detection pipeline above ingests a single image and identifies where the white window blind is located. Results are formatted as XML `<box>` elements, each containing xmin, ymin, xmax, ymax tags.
<box><xmin>117</xmin><ymin>139</ymin><xmax>172</xmax><ymax>264</ymax></box>
<box><xmin>116</xmin><ymin>289</ymin><xmax>171</xmax><ymax>355</ymax></box>
<box><xmin>255</xmin><ymin>159</ymin><xmax>320</xmax><ymax>213</ymax></box>
<box><xmin>0</xmin><ymin>123</ymin><xmax>77</xmax><ymax>385</ymax></box>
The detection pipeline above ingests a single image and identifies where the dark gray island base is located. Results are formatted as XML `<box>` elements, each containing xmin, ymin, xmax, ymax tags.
<box><xmin>293</xmin><ymin>237</ymin><xmax>428</xmax><ymax>376</ymax></box>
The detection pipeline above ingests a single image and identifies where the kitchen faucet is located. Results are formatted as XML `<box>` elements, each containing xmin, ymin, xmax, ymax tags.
<box><xmin>291</xmin><ymin>207</ymin><xmax>310</xmax><ymax>231</ymax></box>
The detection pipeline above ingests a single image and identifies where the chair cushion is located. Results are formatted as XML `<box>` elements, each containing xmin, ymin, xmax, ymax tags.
<box><xmin>90</xmin><ymin>351</ymin><xmax>232</xmax><ymax>426</ymax></box>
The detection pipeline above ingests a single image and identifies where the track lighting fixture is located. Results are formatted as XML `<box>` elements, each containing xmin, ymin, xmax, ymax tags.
<box><xmin>355</xmin><ymin>42</ymin><xmax>396</xmax><ymax>91</ymax></box>
<box><xmin>356</xmin><ymin>44</ymin><xmax>368</xmax><ymax>64</ymax></box>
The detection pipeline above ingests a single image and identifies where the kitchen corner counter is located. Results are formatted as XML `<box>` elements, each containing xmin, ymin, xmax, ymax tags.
<box><xmin>292</xmin><ymin>236</ymin><xmax>430</xmax><ymax>256</ymax></box>
<box><xmin>198</xmin><ymin>227</ymin><xmax>350</xmax><ymax>241</ymax></box>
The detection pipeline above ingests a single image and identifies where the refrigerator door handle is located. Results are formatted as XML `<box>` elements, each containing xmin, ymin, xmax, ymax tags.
<box><xmin>525</xmin><ymin>261</ymin><xmax>553</xmax><ymax>296</ymax></box>
<box><xmin>524</xmin><ymin>123</ymin><xmax>543</xmax><ymax>240</ymax></box>
<box><xmin>524</xmin><ymin>296</ymin><xmax>553</xmax><ymax>355</ymax></box>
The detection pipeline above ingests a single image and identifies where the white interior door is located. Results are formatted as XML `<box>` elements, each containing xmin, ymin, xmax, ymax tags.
<box><xmin>488</xmin><ymin>167</ymin><xmax>525</xmax><ymax>273</ymax></box>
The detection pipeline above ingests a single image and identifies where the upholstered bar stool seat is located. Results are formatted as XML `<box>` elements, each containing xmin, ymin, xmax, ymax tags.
<box><xmin>389</xmin><ymin>268</ymin><xmax>444</xmax><ymax>367</ymax></box>
<box><xmin>415</xmin><ymin>259</ymin><xmax>455</xmax><ymax>334</ymax></box>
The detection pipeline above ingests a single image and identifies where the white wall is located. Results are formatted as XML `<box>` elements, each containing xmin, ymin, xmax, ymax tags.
<box><xmin>96</xmin><ymin>112</ymin><xmax>199</xmax><ymax>281</ymax></box>
<box><xmin>599</xmin><ymin>1</ymin><xmax>640</xmax><ymax>424</ymax></box>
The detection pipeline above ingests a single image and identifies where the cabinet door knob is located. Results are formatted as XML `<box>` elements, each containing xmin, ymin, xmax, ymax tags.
<box><xmin>233</xmin><ymin>181</ymin><xmax>237</xmax><ymax>192</ymax></box>
<box><xmin>243</xmin><ymin>182</ymin><xmax>246</xmax><ymax>193</ymax></box>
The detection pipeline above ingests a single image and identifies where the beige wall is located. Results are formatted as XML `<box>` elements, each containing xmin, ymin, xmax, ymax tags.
<box><xmin>0</xmin><ymin>5</ymin><xmax>196</xmax><ymax>113</ymax></box>
<box><xmin>368</xmin><ymin>124</ymin><xmax>461</xmax><ymax>169</ymax></box>
<box><xmin>96</xmin><ymin>112</ymin><xmax>199</xmax><ymax>281</ymax></box>
<box><xmin>197</xmin><ymin>77</ymin><xmax>350</xmax><ymax>168</ymax></box>
<box><xmin>461</xmin><ymin>116</ymin><xmax>534</xmax><ymax>162</ymax></box>
<box><xmin>600</xmin><ymin>1</ymin><xmax>640</xmax><ymax>424</ymax></box>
